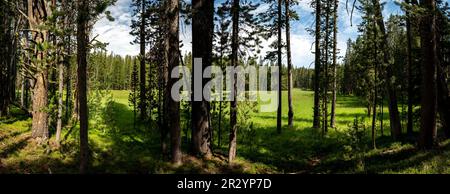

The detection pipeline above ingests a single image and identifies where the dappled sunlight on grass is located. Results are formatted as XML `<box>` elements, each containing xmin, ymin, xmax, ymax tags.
<box><xmin>0</xmin><ymin>89</ymin><xmax>449</xmax><ymax>174</ymax></box>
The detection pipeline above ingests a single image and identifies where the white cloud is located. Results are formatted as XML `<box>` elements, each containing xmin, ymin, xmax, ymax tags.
<box><xmin>92</xmin><ymin>0</ymin><xmax>139</xmax><ymax>56</ymax></box>
<box><xmin>92</xmin><ymin>0</ymin><xmax>401</xmax><ymax>68</ymax></box>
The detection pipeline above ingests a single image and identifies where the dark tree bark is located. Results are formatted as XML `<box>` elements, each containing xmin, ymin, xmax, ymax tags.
<box><xmin>77</xmin><ymin>0</ymin><xmax>90</xmax><ymax>173</ymax></box>
<box><xmin>285</xmin><ymin>0</ymin><xmax>294</xmax><ymax>128</ymax></box>
<box><xmin>229</xmin><ymin>0</ymin><xmax>240</xmax><ymax>163</ymax></box>
<box><xmin>371</xmin><ymin>17</ymin><xmax>378</xmax><ymax>149</ymax></box>
<box><xmin>159</xmin><ymin>1</ymin><xmax>170</xmax><ymax>158</ymax></box>
<box><xmin>372</xmin><ymin>0</ymin><xmax>402</xmax><ymax>140</ymax></box>
<box><xmin>139</xmin><ymin>0</ymin><xmax>147</xmax><ymax>120</ymax></box>
<box><xmin>276</xmin><ymin>0</ymin><xmax>282</xmax><ymax>134</ymax></box>
<box><xmin>313</xmin><ymin>0</ymin><xmax>321</xmax><ymax>129</ymax></box>
<box><xmin>330</xmin><ymin>0</ymin><xmax>338</xmax><ymax>128</ymax></box>
<box><xmin>323</xmin><ymin>0</ymin><xmax>332</xmax><ymax>134</ymax></box>
<box><xmin>191</xmin><ymin>0</ymin><xmax>214</xmax><ymax>158</ymax></box>
<box><xmin>418</xmin><ymin>0</ymin><xmax>438</xmax><ymax>149</ymax></box>
<box><xmin>167</xmin><ymin>0</ymin><xmax>182</xmax><ymax>165</ymax></box>
<box><xmin>406</xmin><ymin>0</ymin><xmax>414</xmax><ymax>135</ymax></box>
<box><xmin>437</xmin><ymin>64</ymin><xmax>450</xmax><ymax>138</ymax></box>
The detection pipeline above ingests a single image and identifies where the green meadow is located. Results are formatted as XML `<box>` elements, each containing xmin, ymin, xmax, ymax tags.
<box><xmin>0</xmin><ymin>89</ymin><xmax>449</xmax><ymax>174</ymax></box>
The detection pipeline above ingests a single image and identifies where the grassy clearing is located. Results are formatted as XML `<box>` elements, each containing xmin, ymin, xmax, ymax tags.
<box><xmin>0</xmin><ymin>89</ymin><xmax>449</xmax><ymax>174</ymax></box>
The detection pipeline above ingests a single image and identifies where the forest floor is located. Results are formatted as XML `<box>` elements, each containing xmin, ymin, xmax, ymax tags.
<box><xmin>0</xmin><ymin>89</ymin><xmax>449</xmax><ymax>174</ymax></box>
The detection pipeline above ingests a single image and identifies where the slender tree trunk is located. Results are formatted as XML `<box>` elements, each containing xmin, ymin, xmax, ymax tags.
<box><xmin>276</xmin><ymin>0</ymin><xmax>282</xmax><ymax>134</ymax></box>
<box><xmin>191</xmin><ymin>0</ymin><xmax>214</xmax><ymax>158</ymax></box>
<box><xmin>167</xmin><ymin>0</ymin><xmax>182</xmax><ymax>165</ymax></box>
<box><xmin>372</xmin><ymin>0</ymin><xmax>402</xmax><ymax>140</ymax></box>
<box><xmin>406</xmin><ymin>0</ymin><xmax>414</xmax><ymax>135</ymax></box>
<box><xmin>323</xmin><ymin>0</ymin><xmax>331</xmax><ymax>134</ymax></box>
<box><xmin>139</xmin><ymin>0</ymin><xmax>147</xmax><ymax>120</ymax></box>
<box><xmin>229</xmin><ymin>0</ymin><xmax>240</xmax><ymax>163</ymax></box>
<box><xmin>371</xmin><ymin>17</ymin><xmax>378</xmax><ymax>149</ymax></box>
<box><xmin>56</xmin><ymin>51</ymin><xmax>64</xmax><ymax>147</ymax></box>
<box><xmin>418</xmin><ymin>0</ymin><xmax>438</xmax><ymax>149</ymax></box>
<box><xmin>159</xmin><ymin>2</ymin><xmax>170</xmax><ymax>158</ymax></box>
<box><xmin>285</xmin><ymin>0</ymin><xmax>294</xmax><ymax>128</ymax></box>
<box><xmin>66</xmin><ymin>36</ymin><xmax>72</xmax><ymax>122</ymax></box>
<box><xmin>313</xmin><ymin>0</ymin><xmax>321</xmax><ymax>129</ymax></box>
<box><xmin>218</xmin><ymin>100</ymin><xmax>222</xmax><ymax>147</ymax></box>
<box><xmin>21</xmin><ymin>77</ymin><xmax>26</xmax><ymax>107</ymax></box>
<box><xmin>380</xmin><ymin>94</ymin><xmax>384</xmax><ymax>136</ymax></box>
<box><xmin>330</xmin><ymin>0</ymin><xmax>338</xmax><ymax>128</ymax></box>
<box><xmin>77</xmin><ymin>0</ymin><xmax>90</xmax><ymax>173</ymax></box>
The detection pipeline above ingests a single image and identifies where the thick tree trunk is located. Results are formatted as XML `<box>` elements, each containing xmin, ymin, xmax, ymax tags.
<box><xmin>192</xmin><ymin>0</ymin><xmax>213</xmax><ymax>157</ymax></box>
<box><xmin>167</xmin><ymin>0</ymin><xmax>182</xmax><ymax>165</ymax></box>
<box><xmin>436</xmin><ymin>26</ymin><xmax>450</xmax><ymax>138</ymax></box>
<box><xmin>437</xmin><ymin>65</ymin><xmax>450</xmax><ymax>138</ymax></box>
<box><xmin>285</xmin><ymin>0</ymin><xmax>294</xmax><ymax>128</ymax></box>
<box><xmin>276</xmin><ymin>0</ymin><xmax>282</xmax><ymax>134</ymax></box>
<box><xmin>372</xmin><ymin>0</ymin><xmax>402</xmax><ymax>140</ymax></box>
<box><xmin>418</xmin><ymin>0</ymin><xmax>437</xmax><ymax>149</ymax></box>
<box><xmin>31</xmin><ymin>73</ymin><xmax>49</xmax><ymax>140</ymax></box>
<box><xmin>29</xmin><ymin>0</ymin><xmax>50</xmax><ymax>141</ymax></box>
<box><xmin>229</xmin><ymin>0</ymin><xmax>240</xmax><ymax>163</ymax></box>
<box><xmin>77</xmin><ymin>0</ymin><xmax>90</xmax><ymax>173</ymax></box>
<box><xmin>139</xmin><ymin>0</ymin><xmax>147</xmax><ymax>120</ymax></box>
<box><xmin>313</xmin><ymin>0</ymin><xmax>321</xmax><ymax>129</ymax></box>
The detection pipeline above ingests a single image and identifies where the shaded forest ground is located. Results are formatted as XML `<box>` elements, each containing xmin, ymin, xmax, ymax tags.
<box><xmin>0</xmin><ymin>89</ymin><xmax>449</xmax><ymax>174</ymax></box>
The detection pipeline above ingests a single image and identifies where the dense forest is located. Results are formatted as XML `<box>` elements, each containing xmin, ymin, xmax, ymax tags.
<box><xmin>0</xmin><ymin>0</ymin><xmax>449</xmax><ymax>174</ymax></box>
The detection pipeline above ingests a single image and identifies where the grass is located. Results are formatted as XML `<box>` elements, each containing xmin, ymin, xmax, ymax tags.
<box><xmin>0</xmin><ymin>89</ymin><xmax>449</xmax><ymax>174</ymax></box>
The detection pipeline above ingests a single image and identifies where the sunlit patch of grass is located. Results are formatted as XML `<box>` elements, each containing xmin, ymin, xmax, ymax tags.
<box><xmin>0</xmin><ymin>90</ymin><xmax>449</xmax><ymax>174</ymax></box>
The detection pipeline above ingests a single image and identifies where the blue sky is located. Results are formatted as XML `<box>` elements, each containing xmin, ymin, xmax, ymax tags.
<box><xmin>93</xmin><ymin>0</ymin><xmax>403</xmax><ymax>68</ymax></box>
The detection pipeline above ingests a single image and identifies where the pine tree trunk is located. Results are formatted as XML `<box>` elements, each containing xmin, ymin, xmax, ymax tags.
<box><xmin>371</xmin><ymin>17</ymin><xmax>378</xmax><ymax>149</ymax></box>
<box><xmin>380</xmin><ymin>94</ymin><xmax>384</xmax><ymax>136</ymax></box>
<box><xmin>436</xmin><ymin>27</ymin><xmax>450</xmax><ymax>138</ymax></box>
<box><xmin>77</xmin><ymin>0</ymin><xmax>90</xmax><ymax>173</ymax></box>
<box><xmin>323</xmin><ymin>0</ymin><xmax>331</xmax><ymax>134</ymax></box>
<box><xmin>372</xmin><ymin>0</ymin><xmax>402</xmax><ymax>140</ymax></box>
<box><xmin>330</xmin><ymin>0</ymin><xmax>338</xmax><ymax>128</ymax></box>
<box><xmin>167</xmin><ymin>0</ymin><xmax>182</xmax><ymax>165</ymax></box>
<box><xmin>437</xmin><ymin>64</ymin><xmax>450</xmax><ymax>138</ymax></box>
<box><xmin>229</xmin><ymin>0</ymin><xmax>240</xmax><ymax>163</ymax></box>
<box><xmin>276</xmin><ymin>0</ymin><xmax>282</xmax><ymax>134</ymax></box>
<box><xmin>31</xmin><ymin>72</ymin><xmax>49</xmax><ymax>140</ymax></box>
<box><xmin>66</xmin><ymin>36</ymin><xmax>72</xmax><ymax>122</ymax></box>
<box><xmin>313</xmin><ymin>0</ymin><xmax>321</xmax><ymax>129</ymax></box>
<box><xmin>29</xmin><ymin>0</ymin><xmax>50</xmax><ymax>141</ymax></box>
<box><xmin>285</xmin><ymin>0</ymin><xmax>294</xmax><ymax>128</ymax></box>
<box><xmin>406</xmin><ymin>0</ymin><xmax>414</xmax><ymax>135</ymax></box>
<box><xmin>192</xmin><ymin>0</ymin><xmax>213</xmax><ymax>157</ymax></box>
<box><xmin>159</xmin><ymin>2</ymin><xmax>170</xmax><ymax>158</ymax></box>
<box><xmin>418</xmin><ymin>0</ymin><xmax>437</xmax><ymax>149</ymax></box>
<box><xmin>218</xmin><ymin>100</ymin><xmax>222</xmax><ymax>147</ymax></box>
<box><xmin>139</xmin><ymin>0</ymin><xmax>147</xmax><ymax>120</ymax></box>
<box><xmin>56</xmin><ymin>54</ymin><xmax>64</xmax><ymax>147</ymax></box>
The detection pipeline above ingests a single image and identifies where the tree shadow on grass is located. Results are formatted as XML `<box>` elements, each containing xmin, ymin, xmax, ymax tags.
<box><xmin>312</xmin><ymin>138</ymin><xmax>450</xmax><ymax>174</ymax></box>
<box><xmin>88</xmin><ymin>101</ymin><xmax>163</xmax><ymax>173</ymax></box>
